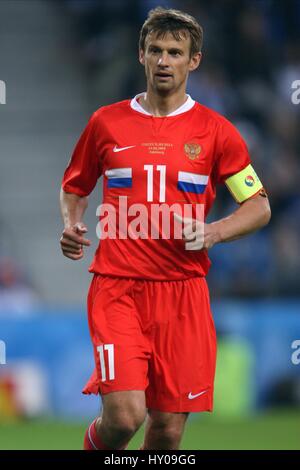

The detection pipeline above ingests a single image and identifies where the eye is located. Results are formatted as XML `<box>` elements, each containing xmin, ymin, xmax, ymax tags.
<box><xmin>170</xmin><ymin>50</ymin><xmax>181</xmax><ymax>57</ymax></box>
<box><xmin>150</xmin><ymin>47</ymin><xmax>160</xmax><ymax>54</ymax></box>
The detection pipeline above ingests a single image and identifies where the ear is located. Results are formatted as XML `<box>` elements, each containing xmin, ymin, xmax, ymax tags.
<box><xmin>189</xmin><ymin>52</ymin><xmax>202</xmax><ymax>72</ymax></box>
<box><xmin>139</xmin><ymin>48</ymin><xmax>145</xmax><ymax>66</ymax></box>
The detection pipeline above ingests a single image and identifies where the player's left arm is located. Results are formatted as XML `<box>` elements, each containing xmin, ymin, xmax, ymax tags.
<box><xmin>176</xmin><ymin>164</ymin><xmax>271</xmax><ymax>250</ymax></box>
<box><xmin>177</xmin><ymin>120</ymin><xmax>271</xmax><ymax>250</ymax></box>
<box><xmin>176</xmin><ymin>189</ymin><xmax>271</xmax><ymax>251</ymax></box>
<box><xmin>203</xmin><ymin>120</ymin><xmax>271</xmax><ymax>250</ymax></box>
<box><xmin>204</xmin><ymin>189</ymin><xmax>271</xmax><ymax>249</ymax></box>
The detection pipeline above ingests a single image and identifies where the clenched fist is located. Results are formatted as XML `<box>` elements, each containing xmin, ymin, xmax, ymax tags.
<box><xmin>60</xmin><ymin>222</ymin><xmax>91</xmax><ymax>260</ymax></box>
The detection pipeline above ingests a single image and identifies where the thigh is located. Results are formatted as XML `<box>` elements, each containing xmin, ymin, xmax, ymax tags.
<box><xmin>144</xmin><ymin>277</ymin><xmax>217</xmax><ymax>412</ymax></box>
<box><xmin>83</xmin><ymin>275</ymin><xmax>151</xmax><ymax>396</ymax></box>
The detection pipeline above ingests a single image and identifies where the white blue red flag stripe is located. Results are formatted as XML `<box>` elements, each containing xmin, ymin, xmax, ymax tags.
<box><xmin>178</xmin><ymin>171</ymin><xmax>209</xmax><ymax>194</ymax></box>
<box><xmin>105</xmin><ymin>168</ymin><xmax>132</xmax><ymax>188</ymax></box>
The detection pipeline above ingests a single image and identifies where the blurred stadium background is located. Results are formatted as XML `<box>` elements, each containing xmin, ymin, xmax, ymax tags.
<box><xmin>0</xmin><ymin>0</ymin><xmax>299</xmax><ymax>450</ymax></box>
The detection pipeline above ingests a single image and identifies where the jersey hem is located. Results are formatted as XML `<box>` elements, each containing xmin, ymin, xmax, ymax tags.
<box><xmin>88</xmin><ymin>271</ymin><xmax>206</xmax><ymax>282</ymax></box>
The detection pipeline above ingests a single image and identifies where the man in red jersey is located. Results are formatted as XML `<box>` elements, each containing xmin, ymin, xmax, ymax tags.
<box><xmin>60</xmin><ymin>7</ymin><xmax>271</xmax><ymax>450</ymax></box>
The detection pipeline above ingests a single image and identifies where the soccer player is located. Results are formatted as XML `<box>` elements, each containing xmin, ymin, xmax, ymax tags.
<box><xmin>60</xmin><ymin>8</ymin><xmax>271</xmax><ymax>450</ymax></box>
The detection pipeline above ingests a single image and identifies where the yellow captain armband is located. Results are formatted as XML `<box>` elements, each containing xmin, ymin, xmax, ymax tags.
<box><xmin>225</xmin><ymin>164</ymin><xmax>263</xmax><ymax>203</ymax></box>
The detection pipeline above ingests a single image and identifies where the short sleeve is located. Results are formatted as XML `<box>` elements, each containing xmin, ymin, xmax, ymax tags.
<box><xmin>215</xmin><ymin>119</ymin><xmax>251</xmax><ymax>185</ymax></box>
<box><xmin>62</xmin><ymin>112</ymin><xmax>102</xmax><ymax>196</ymax></box>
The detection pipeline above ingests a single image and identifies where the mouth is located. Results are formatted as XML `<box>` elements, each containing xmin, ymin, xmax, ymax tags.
<box><xmin>155</xmin><ymin>72</ymin><xmax>173</xmax><ymax>80</ymax></box>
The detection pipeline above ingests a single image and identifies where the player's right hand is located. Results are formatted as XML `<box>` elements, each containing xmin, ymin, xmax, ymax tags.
<box><xmin>60</xmin><ymin>222</ymin><xmax>91</xmax><ymax>260</ymax></box>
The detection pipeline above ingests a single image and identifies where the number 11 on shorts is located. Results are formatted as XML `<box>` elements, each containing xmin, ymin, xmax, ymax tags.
<box><xmin>97</xmin><ymin>344</ymin><xmax>115</xmax><ymax>381</ymax></box>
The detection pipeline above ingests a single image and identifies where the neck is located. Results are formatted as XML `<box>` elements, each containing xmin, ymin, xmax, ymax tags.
<box><xmin>140</xmin><ymin>88</ymin><xmax>188</xmax><ymax>117</ymax></box>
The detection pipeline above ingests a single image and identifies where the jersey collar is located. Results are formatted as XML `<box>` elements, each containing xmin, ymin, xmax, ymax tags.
<box><xmin>130</xmin><ymin>92</ymin><xmax>195</xmax><ymax>117</ymax></box>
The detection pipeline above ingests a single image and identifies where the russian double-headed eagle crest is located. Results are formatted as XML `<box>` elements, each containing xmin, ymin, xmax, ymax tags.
<box><xmin>184</xmin><ymin>143</ymin><xmax>201</xmax><ymax>160</ymax></box>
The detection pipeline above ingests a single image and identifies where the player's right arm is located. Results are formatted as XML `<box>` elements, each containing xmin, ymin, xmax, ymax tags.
<box><xmin>60</xmin><ymin>111</ymin><xmax>102</xmax><ymax>260</ymax></box>
<box><xmin>60</xmin><ymin>190</ymin><xmax>91</xmax><ymax>260</ymax></box>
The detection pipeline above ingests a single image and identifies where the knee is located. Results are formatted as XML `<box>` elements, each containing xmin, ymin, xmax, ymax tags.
<box><xmin>104</xmin><ymin>407</ymin><xmax>146</xmax><ymax>439</ymax></box>
<box><xmin>157</xmin><ymin>424</ymin><xmax>182</xmax><ymax>443</ymax></box>
<box><xmin>115</xmin><ymin>410</ymin><xmax>145</xmax><ymax>436</ymax></box>
<box><xmin>145</xmin><ymin>420</ymin><xmax>184</xmax><ymax>450</ymax></box>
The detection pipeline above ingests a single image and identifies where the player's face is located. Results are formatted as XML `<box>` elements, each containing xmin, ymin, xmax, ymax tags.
<box><xmin>139</xmin><ymin>31</ymin><xmax>201</xmax><ymax>95</ymax></box>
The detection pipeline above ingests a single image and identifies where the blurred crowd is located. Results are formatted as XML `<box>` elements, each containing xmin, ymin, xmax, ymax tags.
<box><xmin>0</xmin><ymin>257</ymin><xmax>39</xmax><ymax>315</ymax></box>
<box><xmin>56</xmin><ymin>0</ymin><xmax>300</xmax><ymax>297</ymax></box>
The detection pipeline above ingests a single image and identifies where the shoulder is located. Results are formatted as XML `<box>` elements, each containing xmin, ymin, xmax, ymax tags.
<box><xmin>91</xmin><ymin>99</ymin><xmax>132</xmax><ymax>123</ymax></box>
<box><xmin>193</xmin><ymin>102</ymin><xmax>240</xmax><ymax>136</ymax></box>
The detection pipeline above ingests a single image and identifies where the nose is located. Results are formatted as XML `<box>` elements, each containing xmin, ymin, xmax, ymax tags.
<box><xmin>157</xmin><ymin>51</ymin><xmax>169</xmax><ymax>66</ymax></box>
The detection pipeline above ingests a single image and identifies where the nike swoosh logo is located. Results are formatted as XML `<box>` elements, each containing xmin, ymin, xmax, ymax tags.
<box><xmin>113</xmin><ymin>145</ymin><xmax>136</xmax><ymax>153</ymax></box>
<box><xmin>188</xmin><ymin>390</ymin><xmax>208</xmax><ymax>400</ymax></box>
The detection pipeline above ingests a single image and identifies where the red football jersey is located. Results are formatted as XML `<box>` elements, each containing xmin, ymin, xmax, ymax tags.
<box><xmin>62</xmin><ymin>94</ymin><xmax>251</xmax><ymax>280</ymax></box>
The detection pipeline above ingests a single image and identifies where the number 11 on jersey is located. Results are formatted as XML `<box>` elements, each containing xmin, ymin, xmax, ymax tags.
<box><xmin>97</xmin><ymin>344</ymin><xmax>115</xmax><ymax>381</ymax></box>
<box><xmin>144</xmin><ymin>165</ymin><xmax>166</xmax><ymax>202</ymax></box>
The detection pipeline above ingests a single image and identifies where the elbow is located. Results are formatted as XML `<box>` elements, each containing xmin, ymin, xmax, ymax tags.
<box><xmin>262</xmin><ymin>208</ymin><xmax>271</xmax><ymax>227</ymax></box>
<box><xmin>261</xmin><ymin>200</ymin><xmax>271</xmax><ymax>227</ymax></box>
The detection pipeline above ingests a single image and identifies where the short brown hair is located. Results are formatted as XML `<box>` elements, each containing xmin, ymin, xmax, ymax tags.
<box><xmin>139</xmin><ymin>7</ymin><xmax>203</xmax><ymax>57</ymax></box>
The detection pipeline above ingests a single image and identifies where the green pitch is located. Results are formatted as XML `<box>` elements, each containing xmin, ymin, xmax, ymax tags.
<box><xmin>0</xmin><ymin>410</ymin><xmax>299</xmax><ymax>450</ymax></box>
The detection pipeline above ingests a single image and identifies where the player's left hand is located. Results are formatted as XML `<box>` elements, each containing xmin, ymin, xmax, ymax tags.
<box><xmin>174</xmin><ymin>213</ymin><xmax>221</xmax><ymax>251</ymax></box>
